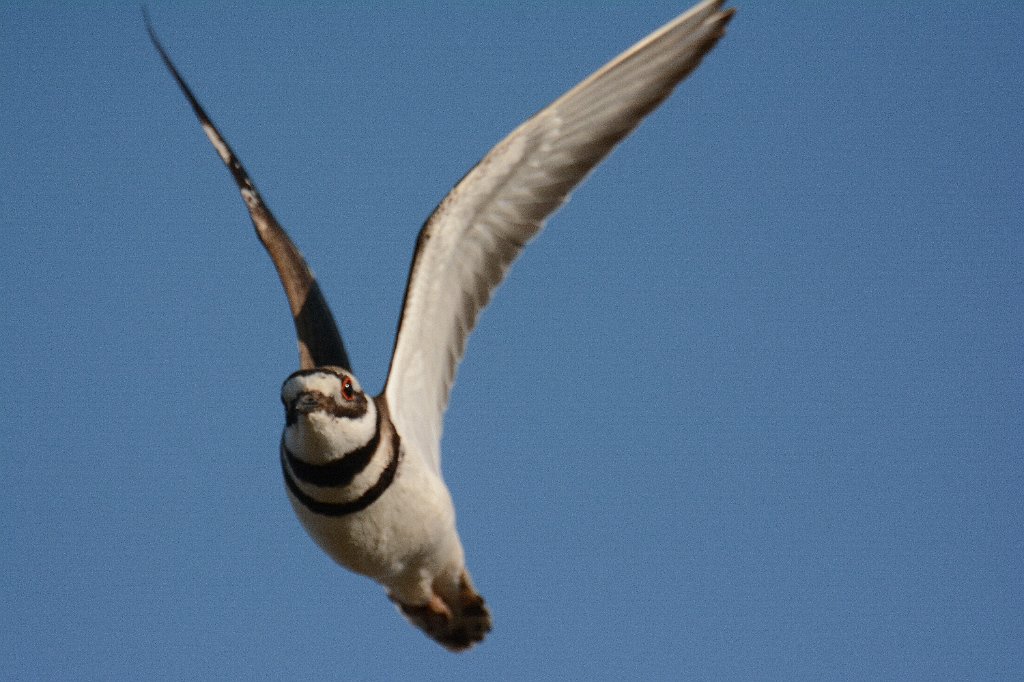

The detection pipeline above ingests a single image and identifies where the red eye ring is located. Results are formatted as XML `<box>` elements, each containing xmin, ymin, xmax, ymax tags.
<box><xmin>340</xmin><ymin>376</ymin><xmax>356</xmax><ymax>401</ymax></box>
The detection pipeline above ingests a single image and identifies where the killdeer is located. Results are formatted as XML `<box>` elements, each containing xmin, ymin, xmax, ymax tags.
<box><xmin>149</xmin><ymin>0</ymin><xmax>733</xmax><ymax>652</ymax></box>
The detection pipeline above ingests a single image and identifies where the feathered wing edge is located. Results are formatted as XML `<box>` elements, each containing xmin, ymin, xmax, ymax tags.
<box><xmin>384</xmin><ymin>0</ymin><xmax>735</xmax><ymax>470</ymax></box>
<box><xmin>146</xmin><ymin>16</ymin><xmax>351</xmax><ymax>371</ymax></box>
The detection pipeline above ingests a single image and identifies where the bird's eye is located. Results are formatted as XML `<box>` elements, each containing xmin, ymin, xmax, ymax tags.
<box><xmin>340</xmin><ymin>377</ymin><xmax>356</xmax><ymax>401</ymax></box>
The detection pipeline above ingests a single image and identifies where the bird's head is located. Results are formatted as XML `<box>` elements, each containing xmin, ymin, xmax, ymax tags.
<box><xmin>280</xmin><ymin>367</ymin><xmax>377</xmax><ymax>459</ymax></box>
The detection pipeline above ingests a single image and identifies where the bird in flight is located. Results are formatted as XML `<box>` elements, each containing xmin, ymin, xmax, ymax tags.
<box><xmin>149</xmin><ymin>0</ymin><xmax>733</xmax><ymax>652</ymax></box>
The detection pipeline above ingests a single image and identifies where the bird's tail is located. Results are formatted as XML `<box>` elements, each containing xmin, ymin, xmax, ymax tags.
<box><xmin>392</xmin><ymin>571</ymin><xmax>491</xmax><ymax>652</ymax></box>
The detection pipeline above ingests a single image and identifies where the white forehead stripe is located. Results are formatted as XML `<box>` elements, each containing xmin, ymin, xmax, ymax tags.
<box><xmin>282</xmin><ymin>372</ymin><xmax>350</xmax><ymax>403</ymax></box>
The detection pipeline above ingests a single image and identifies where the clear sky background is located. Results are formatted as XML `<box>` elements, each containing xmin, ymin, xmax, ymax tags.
<box><xmin>2</xmin><ymin>2</ymin><xmax>1021</xmax><ymax>679</ymax></box>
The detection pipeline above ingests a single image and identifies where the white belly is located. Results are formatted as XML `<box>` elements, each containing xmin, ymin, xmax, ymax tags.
<box><xmin>286</xmin><ymin>448</ymin><xmax>464</xmax><ymax>599</ymax></box>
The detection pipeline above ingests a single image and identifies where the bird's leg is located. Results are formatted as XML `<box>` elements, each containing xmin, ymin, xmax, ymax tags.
<box><xmin>391</xmin><ymin>592</ymin><xmax>453</xmax><ymax>634</ymax></box>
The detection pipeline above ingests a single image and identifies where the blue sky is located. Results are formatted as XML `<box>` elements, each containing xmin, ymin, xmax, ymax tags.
<box><xmin>2</xmin><ymin>2</ymin><xmax>1021</xmax><ymax>679</ymax></box>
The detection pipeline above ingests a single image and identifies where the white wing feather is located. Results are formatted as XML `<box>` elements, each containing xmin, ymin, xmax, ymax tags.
<box><xmin>384</xmin><ymin>0</ymin><xmax>734</xmax><ymax>471</ymax></box>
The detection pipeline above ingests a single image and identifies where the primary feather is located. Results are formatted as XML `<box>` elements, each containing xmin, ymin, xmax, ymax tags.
<box><xmin>385</xmin><ymin>0</ymin><xmax>734</xmax><ymax>472</ymax></box>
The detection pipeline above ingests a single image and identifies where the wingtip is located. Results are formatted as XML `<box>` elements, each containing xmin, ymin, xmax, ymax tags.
<box><xmin>144</xmin><ymin>7</ymin><xmax>182</xmax><ymax>86</ymax></box>
<box><xmin>142</xmin><ymin>5</ymin><xmax>162</xmax><ymax>52</ymax></box>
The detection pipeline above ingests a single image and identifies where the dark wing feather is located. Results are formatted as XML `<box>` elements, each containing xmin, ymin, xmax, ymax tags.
<box><xmin>147</xmin><ymin>19</ymin><xmax>350</xmax><ymax>371</ymax></box>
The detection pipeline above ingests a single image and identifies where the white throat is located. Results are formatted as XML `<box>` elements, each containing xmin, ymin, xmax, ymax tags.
<box><xmin>284</xmin><ymin>398</ymin><xmax>378</xmax><ymax>465</ymax></box>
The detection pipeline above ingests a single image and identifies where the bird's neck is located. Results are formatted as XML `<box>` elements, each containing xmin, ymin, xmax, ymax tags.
<box><xmin>284</xmin><ymin>402</ymin><xmax>379</xmax><ymax>465</ymax></box>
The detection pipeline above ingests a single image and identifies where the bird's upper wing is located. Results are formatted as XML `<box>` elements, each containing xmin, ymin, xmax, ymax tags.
<box><xmin>147</xmin><ymin>19</ymin><xmax>351</xmax><ymax>371</ymax></box>
<box><xmin>384</xmin><ymin>0</ymin><xmax>734</xmax><ymax>471</ymax></box>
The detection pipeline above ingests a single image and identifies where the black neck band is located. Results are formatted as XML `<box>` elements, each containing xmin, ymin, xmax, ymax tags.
<box><xmin>282</xmin><ymin>408</ymin><xmax>381</xmax><ymax>488</ymax></box>
<box><xmin>280</xmin><ymin>429</ymin><xmax>400</xmax><ymax>518</ymax></box>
